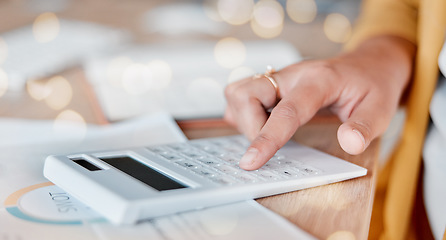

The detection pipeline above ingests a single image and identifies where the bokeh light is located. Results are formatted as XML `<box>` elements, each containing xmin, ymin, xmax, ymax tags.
<box><xmin>0</xmin><ymin>69</ymin><xmax>8</xmax><ymax>97</ymax></box>
<box><xmin>214</xmin><ymin>37</ymin><xmax>246</xmax><ymax>69</ymax></box>
<box><xmin>227</xmin><ymin>66</ymin><xmax>255</xmax><ymax>84</ymax></box>
<box><xmin>0</xmin><ymin>37</ymin><xmax>7</xmax><ymax>65</ymax></box>
<box><xmin>324</xmin><ymin>13</ymin><xmax>352</xmax><ymax>43</ymax></box>
<box><xmin>286</xmin><ymin>0</ymin><xmax>317</xmax><ymax>24</ymax></box>
<box><xmin>251</xmin><ymin>0</ymin><xmax>284</xmax><ymax>39</ymax></box>
<box><xmin>106</xmin><ymin>56</ymin><xmax>133</xmax><ymax>88</ymax></box>
<box><xmin>26</xmin><ymin>79</ymin><xmax>52</xmax><ymax>101</ymax></box>
<box><xmin>147</xmin><ymin>60</ymin><xmax>172</xmax><ymax>90</ymax></box>
<box><xmin>121</xmin><ymin>63</ymin><xmax>153</xmax><ymax>95</ymax></box>
<box><xmin>44</xmin><ymin>76</ymin><xmax>73</xmax><ymax>110</ymax></box>
<box><xmin>53</xmin><ymin>109</ymin><xmax>87</xmax><ymax>142</ymax></box>
<box><xmin>33</xmin><ymin>12</ymin><xmax>60</xmax><ymax>43</ymax></box>
<box><xmin>203</xmin><ymin>0</ymin><xmax>224</xmax><ymax>22</ymax></box>
<box><xmin>217</xmin><ymin>0</ymin><xmax>254</xmax><ymax>25</ymax></box>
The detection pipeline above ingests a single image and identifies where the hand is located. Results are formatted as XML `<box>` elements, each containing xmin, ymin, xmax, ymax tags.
<box><xmin>224</xmin><ymin>36</ymin><xmax>416</xmax><ymax>170</ymax></box>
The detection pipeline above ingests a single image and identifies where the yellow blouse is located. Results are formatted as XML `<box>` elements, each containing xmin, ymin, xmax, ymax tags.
<box><xmin>346</xmin><ymin>0</ymin><xmax>446</xmax><ymax>239</ymax></box>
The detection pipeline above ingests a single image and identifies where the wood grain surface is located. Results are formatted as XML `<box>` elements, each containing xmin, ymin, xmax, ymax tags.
<box><xmin>180</xmin><ymin>116</ymin><xmax>378</xmax><ymax>240</ymax></box>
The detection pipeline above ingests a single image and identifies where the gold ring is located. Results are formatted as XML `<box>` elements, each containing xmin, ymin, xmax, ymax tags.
<box><xmin>254</xmin><ymin>65</ymin><xmax>280</xmax><ymax>100</ymax></box>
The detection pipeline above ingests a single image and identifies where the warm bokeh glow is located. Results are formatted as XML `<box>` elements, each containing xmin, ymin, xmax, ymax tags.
<box><xmin>44</xmin><ymin>76</ymin><xmax>73</xmax><ymax>110</ymax></box>
<box><xmin>33</xmin><ymin>12</ymin><xmax>60</xmax><ymax>43</ymax></box>
<box><xmin>106</xmin><ymin>56</ymin><xmax>133</xmax><ymax>88</ymax></box>
<box><xmin>217</xmin><ymin>0</ymin><xmax>254</xmax><ymax>25</ymax></box>
<box><xmin>147</xmin><ymin>60</ymin><xmax>172</xmax><ymax>90</ymax></box>
<box><xmin>53</xmin><ymin>109</ymin><xmax>87</xmax><ymax>142</ymax></box>
<box><xmin>26</xmin><ymin>79</ymin><xmax>52</xmax><ymax>101</ymax></box>
<box><xmin>214</xmin><ymin>37</ymin><xmax>246</xmax><ymax>69</ymax></box>
<box><xmin>227</xmin><ymin>66</ymin><xmax>255</xmax><ymax>84</ymax></box>
<box><xmin>121</xmin><ymin>63</ymin><xmax>153</xmax><ymax>95</ymax></box>
<box><xmin>0</xmin><ymin>37</ymin><xmax>7</xmax><ymax>65</ymax></box>
<box><xmin>286</xmin><ymin>0</ymin><xmax>317</xmax><ymax>24</ymax></box>
<box><xmin>0</xmin><ymin>69</ymin><xmax>8</xmax><ymax>97</ymax></box>
<box><xmin>251</xmin><ymin>0</ymin><xmax>284</xmax><ymax>39</ymax></box>
<box><xmin>324</xmin><ymin>13</ymin><xmax>352</xmax><ymax>43</ymax></box>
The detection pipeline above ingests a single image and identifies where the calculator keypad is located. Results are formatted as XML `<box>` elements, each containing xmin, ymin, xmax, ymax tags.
<box><xmin>147</xmin><ymin>136</ymin><xmax>321</xmax><ymax>186</ymax></box>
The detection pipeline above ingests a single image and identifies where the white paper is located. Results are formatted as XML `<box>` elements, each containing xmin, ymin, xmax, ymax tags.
<box><xmin>92</xmin><ymin>200</ymin><xmax>315</xmax><ymax>240</ymax></box>
<box><xmin>84</xmin><ymin>40</ymin><xmax>301</xmax><ymax>120</ymax></box>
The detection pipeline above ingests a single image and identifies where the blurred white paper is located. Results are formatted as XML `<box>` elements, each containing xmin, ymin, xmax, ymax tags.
<box><xmin>0</xmin><ymin>112</ymin><xmax>315</xmax><ymax>240</ymax></box>
<box><xmin>0</xmin><ymin>112</ymin><xmax>185</xmax><ymax>148</ymax></box>
<box><xmin>143</xmin><ymin>3</ymin><xmax>229</xmax><ymax>36</ymax></box>
<box><xmin>92</xmin><ymin>200</ymin><xmax>316</xmax><ymax>240</ymax></box>
<box><xmin>85</xmin><ymin>40</ymin><xmax>301</xmax><ymax>120</ymax></box>
<box><xmin>0</xmin><ymin>112</ymin><xmax>186</xmax><ymax>201</ymax></box>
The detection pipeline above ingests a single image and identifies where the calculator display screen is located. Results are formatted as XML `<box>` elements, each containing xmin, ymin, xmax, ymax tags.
<box><xmin>99</xmin><ymin>156</ymin><xmax>188</xmax><ymax>191</ymax></box>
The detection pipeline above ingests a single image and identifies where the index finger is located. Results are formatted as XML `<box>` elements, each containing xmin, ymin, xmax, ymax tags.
<box><xmin>239</xmin><ymin>83</ymin><xmax>328</xmax><ymax>170</ymax></box>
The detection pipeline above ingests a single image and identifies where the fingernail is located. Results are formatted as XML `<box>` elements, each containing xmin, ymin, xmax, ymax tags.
<box><xmin>239</xmin><ymin>148</ymin><xmax>258</xmax><ymax>167</ymax></box>
<box><xmin>352</xmin><ymin>128</ymin><xmax>366</xmax><ymax>151</ymax></box>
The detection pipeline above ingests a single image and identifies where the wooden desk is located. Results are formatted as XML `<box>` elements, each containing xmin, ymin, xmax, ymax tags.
<box><xmin>0</xmin><ymin>2</ymin><xmax>377</xmax><ymax>239</ymax></box>
<box><xmin>179</xmin><ymin>116</ymin><xmax>378</xmax><ymax>240</ymax></box>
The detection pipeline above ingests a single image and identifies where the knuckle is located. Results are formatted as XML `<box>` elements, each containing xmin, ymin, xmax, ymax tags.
<box><xmin>225</xmin><ymin>84</ymin><xmax>251</xmax><ymax>105</ymax></box>
<box><xmin>224</xmin><ymin>83</ymin><xmax>237</xmax><ymax>99</ymax></box>
<box><xmin>274</xmin><ymin>101</ymin><xmax>299</xmax><ymax>120</ymax></box>
<box><xmin>352</xmin><ymin>120</ymin><xmax>373</xmax><ymax>140</ymax></box>
<box><xmin>255</xmin><ymin>134</ymin><xmax>281</xmax><ymax>152</ymax></box>
<box><xmin>315</xmin><ymin>61</ymin><xmax>337</xmax><ymax>74</ymax></box>
<box><xmin>304</xmin><ymin>61</ymin><xmax>340</xmax><ymax>81</ymax></box>
<box><xmin>223</xmin><ymin>112</ymin><xmax>234</xmax><ymax>125</ymax></box>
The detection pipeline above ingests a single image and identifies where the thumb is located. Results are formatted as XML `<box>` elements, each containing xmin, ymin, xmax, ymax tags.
<box><xmin>337</xmin><ymin>122</ymin><xmax>370</xmax><ymax>155</ymax></box>
<box><xmin>337</xmin><ymin>95</ymin><xmax>395</xmax><ymax>155</ymax></box>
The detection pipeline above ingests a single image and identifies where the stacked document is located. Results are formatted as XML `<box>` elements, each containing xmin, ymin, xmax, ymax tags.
<box><xmin>0</xmin><ymin>19</ymin><xmax>129</xmax><ymax>91</ymax></box>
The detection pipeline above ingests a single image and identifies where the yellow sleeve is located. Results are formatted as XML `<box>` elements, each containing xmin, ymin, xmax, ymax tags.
<box><xmin>345</xmin><ymin>0</ymin><xmax>419</xmax><ymax>50</ymax></box>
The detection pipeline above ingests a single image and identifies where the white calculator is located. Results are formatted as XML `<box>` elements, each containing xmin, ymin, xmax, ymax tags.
<box><xmin>43</xmin><ymin>135</ymin><xmax>367</xmax><ymax>225</ymax></box>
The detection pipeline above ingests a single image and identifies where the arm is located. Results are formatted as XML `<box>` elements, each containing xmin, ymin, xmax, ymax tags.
<box><xmin>224</xmin><ymin>35</ymin><xmax>416</xmax><ymax>170</ymax></box>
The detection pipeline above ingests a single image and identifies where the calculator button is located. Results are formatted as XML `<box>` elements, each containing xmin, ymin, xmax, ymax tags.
<box><xmin>159</xmin><ymin>152</ymin><xmax>183</xmax><ymax>161</ymax></box>
<box><xmin>192</xmin><ymin>167</ymin><xmax>218</xmax><ymax>178</ymax></box>
<box><xmin>198</xmin><ymin>158</ymin><xmax>222</xmax><ymax>167</ymax></box>
<box><xmin>297</xmin><ymin>165</ymin><xmax>321</xmax><ymax>175</ymax></box>
<box><xmin>203</xmin><ymin>148</ymin><xmax>225</xmax><ymax>157</ymax></box>
<box><xmin>255</xmin><ymin>170</ymin><xmax>281</xmax><ymax>181</ymax></box>
<box><xmin>210</xmin><ymin>175</ymin><xmax>239</xmax><ymax>185</ymax></box>
<box><xmin>277</xmin><ymin>159</ymin><xmax>302</xmax><ymax>168</ymax></box>
<box><xmin>181</xmin><ymin>151</ymin><xmax>204</xmax><ymax>159</ymax></box>
<box><xmin>234</xmin><ymin>173</ymin><xmax>260</xmax><ymax>183</ymax></box>
<box><xmin>262</xmin><ymin>161</ymin><xmax>281</xmax><ymax>170</ymax></box>
<box><xmin>214</xmin><ymin>165</ymin><xmax>241</xmax><ymax>174</ymax></box>
<box><xmin>219</xmin><ymin>154</ymin><xmax>240</xmax><ymax>165</ymax></box>
<box><xmin>174</xmin><ymin>160</ymin><xmax>200</xmax><ymax>169</ymax></box>
<box><xmin>274</xmin><ymin>169</ymin><xmax>301</xmax><ymax>178</ymax></box>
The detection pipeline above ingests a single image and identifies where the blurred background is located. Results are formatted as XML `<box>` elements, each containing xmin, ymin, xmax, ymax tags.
<box><xmin>0</xmin><ymin>0</ymin><xmax>362</xmax><ymax>124</ymax></box>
